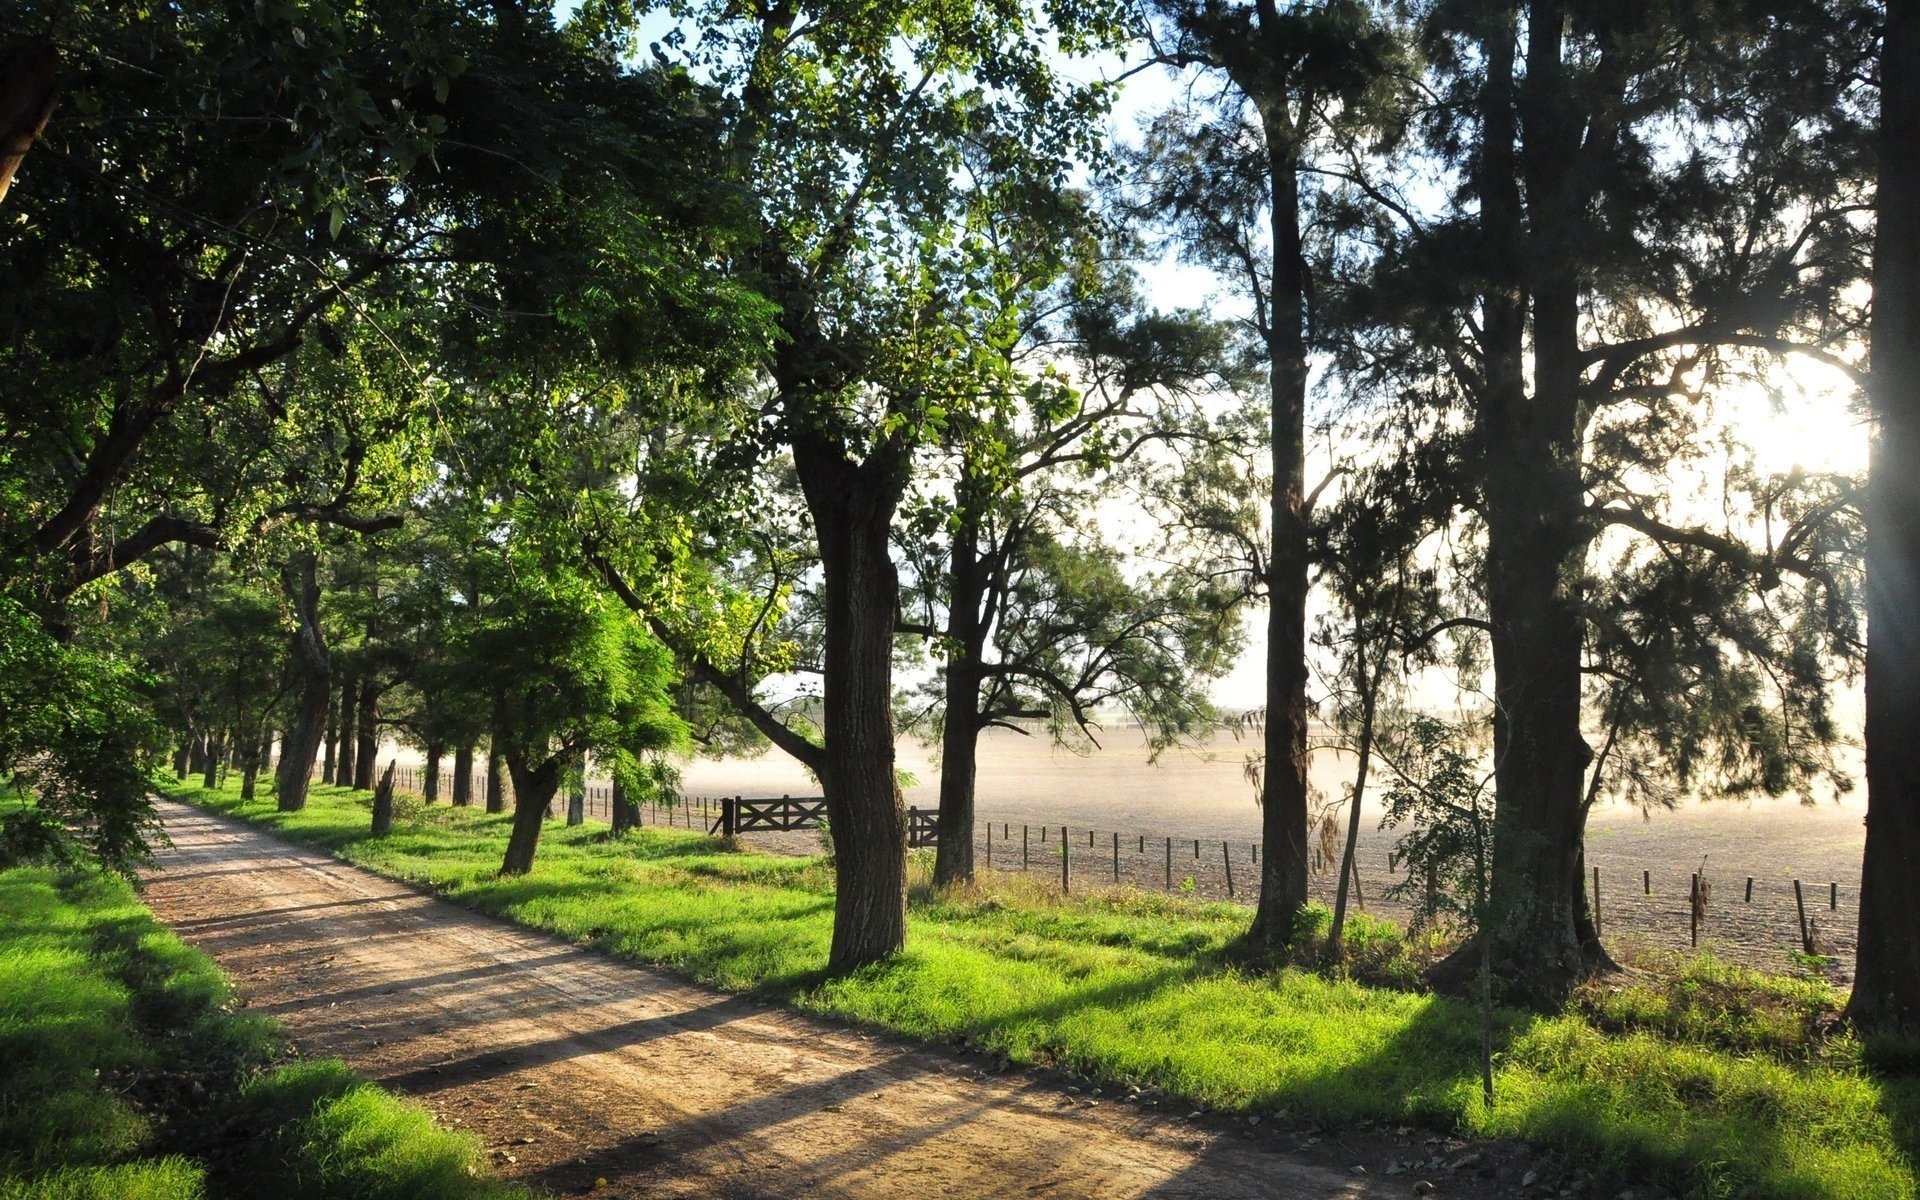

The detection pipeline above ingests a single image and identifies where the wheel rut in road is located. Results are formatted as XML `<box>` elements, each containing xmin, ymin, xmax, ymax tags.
<box><xmin>142</xmin><ymin>801</ymin><xmax>1394</xmax><ymax>1199</ymax></box>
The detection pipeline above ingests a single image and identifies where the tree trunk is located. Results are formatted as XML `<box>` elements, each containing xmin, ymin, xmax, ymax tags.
<box><xmin>1329</xmin><ymin>648</ymin><xmax>1378</xmax><ymax>959</ymax></box>
<box><xmin>370</xmin><ymin>760</ymin><xmax>397</xmax><ymax>835</ymax></box>
<box><xmin>201</xmin><ymin>731</ymin><xmax>223</xmax><ymax>790</ymax></box>
<box><xmin>500</xmin><ymin>755</ymin><xmax>562</xmax><ymax>875</ymax></box>
<box><xmin>321</xmin><ymin>685</ymin><xmax>339</xmax><ymax>784</ymax></box>
<box><xmin>352</xmin><ymin>675</ymin><xmax>378</xmax><ymax>791</ymax></box>
<box><xmin>1850</xmin><ymin>0</ymin><xmax>1920</xmax><ymax>1039</ymax></box>
<box><xmin>336</xmin><ymin>668</ymin><xmax>359</xmax><ymax>789</ymax></box>
<box><xmin>793</xmin><ymin>437</ymin><xmax>911</xmax><ymax>971</ymax></box>
<box><xmin>0</xmin><ymin>40</ymin><xmax>59</xmax><ymax>208</ymax></box>
<box><xmin>1249</xmin><ymin>114</ymin><xmax>1313</xmax><ymax>955</ymax></box>
<box><xmin>188</xmin><ymin>731</ymin><xmax>208</xmax><ymax>777</ymax></box>
<box><xmin>933</xmin><ymin>507</ymin><xmax>985</xmax><ymax>887</ymax></box>
<box><xmin>1448</xmin><ymin>1</ymin><xmax>1607</xmax><ymax>1007</ymax></box>
<box><xmin>172</xmin><ymin>741</ymin><xmax>191</xmax><ymax>779</ymax></box>
<box><xmin>452</xmin><ymin>742</ymin><xmax>474</xmax><ymax>807</ymax></box>
<box><xmin>275</xmin><ymin>553</ymin><xmax>331</xmax><ymax>812</ymax></box>
<box><xmin>933</xmin><ymin>665</ymin><xmax>982</xmax><ymax>887</ymax></box>
<box><xmin>485</xmin><ymin>741</ymin><xmax>505</xmax><ymax>813</ymax></box>
<box><xmin>611</xmin><ymin>777</ymin><xmax>639</xmax><ymax>834</ymax></box>
<box><xmin>423</xmin><ymin>738</ymin><xmax>442</xmax><ymax>804</ymax></box>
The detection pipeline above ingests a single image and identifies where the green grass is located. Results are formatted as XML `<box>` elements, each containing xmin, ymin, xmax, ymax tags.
<box><xmin>0</xmin><ymin>864</ymin><xmax>533</xmax><ymax>1200</ymax></box>
<box><xmin>169</xmin><ymin>777</ymin><xmax>1919</xmax><ymax>1200</ymax></box>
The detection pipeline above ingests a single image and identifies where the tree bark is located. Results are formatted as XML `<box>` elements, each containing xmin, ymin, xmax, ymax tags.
<box><xmin>452</xmin><ymin>742</ymin><xmax>474</xmax><ymax>807</ymax></box>
<box><xmin>933</xmin><ymin>507</ymin><xmax>985</xmax><ymax>886</ymax></box>
<box><xmin>611</xmin><ymin>776</ymin><xmax>639</xmax><ymax>834</ymax></box>
<box><xmin>1249</xmin><ymin>105</ymin><xmax>1313</xmax><ymax>956</ymax></box>
<box><xmin>370</xmin><ymin>760</ymin><xmax>396</xmax><ymax>836</ymax></box>
<box><xmin>1448</xmin><ymin>2</ymin><xmax>1606</xmax><ymax>1006</ymax></box>
<box><xmin>321</xmin><ymin>686</ymin><xmax>339</xmax><ymax>784</ymax></box>
<box><xmin>423</xmin><ymin>738</ymin><xmax>442</xmax><ymax>804</ymax></box>
<box><xmin>172</xmin><ymin>742</ymin><xmax>191</xmax><ymax>780</ymax></box>
<box><xmin>500</xmin><ymin>754</ymin><xmax>563</xmax><ymax>875</ymax></box>
<box><xmin>336</xmin><ymin>668</ymin><xmax>359</xmax><ymax>788</ymax></box>
<box><xmin>352</xmin><ymin>675</ymin><xmax>378</xmax><ymax>791</ymax></box>
<box><xmin>485</xmin><ymin>741</ymin><xmax>506</xmax><ymax>813</ymax></box>
<box><xmin>1849</xmin><ymin>0</ymin><xmax>1920</xmax><ymax>1039</ymax></box>
<box><xmin>188</xmin><ymin>732</ymin><xmax>208</xmax><ymax>778</ymax></box>
<box><xmin>793</xmin><ymin>435</ymin><xmax>911</xmax><ymax>971</ymax></box>
<box><xmin>201</xmin><ymin>731</ymin><xmax>224</xmax><ymax>790</ymax></box>
<box><xmin>275</xmin><ymin>553</ymin><xmax>331</xmax><ymax>811</ymax></box>
<box><xmin>0</xmin><ymin>40</ymin><xmax>58</xmax><ymax>208</ymax></box>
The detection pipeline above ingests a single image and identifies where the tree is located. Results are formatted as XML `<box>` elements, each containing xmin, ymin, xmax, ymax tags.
<box><xmin>1348</xmin><ymin>0</ymin><xmax>1872</xmax><ymax>1003</ymax></box>
<box><xmin>448</xmin><ymin>571</ymin><xmax>686</xmax><ymax>877</ymax></box>
<box><xmin>1850</xmin><ymin>0</ymin><xmax>1920</xmax><ymax>1039</ymax></box>
<box><xmin>3</xmin><ymin>0</ymin><xmax>723</xmax><ymax>867</ymax></box>
<box><xmin>898</xmin><ymin>266</ymin><xmax>1246</xmax><ymax>886</ymax></box>
<box><xmin>584</xmin><ymin>0</ymin><xmax>1134</xmax><ymax>969</ymax></box>
<box><xmin>1312</xmin><ymin>462</ymin><xmax>1445</xmax><ymax>959</ymax></box>
<box><xmin>275</xmin><ymin>552</ymin><xmax>331</xmax><ymax>811</ymax></box>
<box><xmin>1134</xmin><ymin>0</ymin><xmax>1409</xmax><ymax>953</ymax></box>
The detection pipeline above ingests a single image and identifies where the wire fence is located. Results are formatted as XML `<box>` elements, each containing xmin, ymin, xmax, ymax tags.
<box><xmin>334</xmin><ymin>761</ymin><xmax>1856</xmax><ymax>973</ymax></box>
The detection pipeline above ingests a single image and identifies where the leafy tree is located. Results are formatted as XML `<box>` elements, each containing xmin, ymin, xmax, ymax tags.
<box><xmin>1311</xmin><ymin>462</ymin><xmax>1446</xmax><ymax>959</ymax></box>
<box><xmin>447</xmin><ymin>569</ymin><xmax>686</xmax><ymax>876</ymax></box>
<box><xmin>897</xmin><ymin>264</ymin><xmax>1246</xmax><ymax>886</ymax></box>
<box><xmin>585</xmin><ymin>0</ymin><xmax>1136</xmax><ymax>969</ymax></box>
<box><xmin>1851</xmin><ymin>0</ymin><xmax>1920</xmax><ymax>1039</ymax></box>
<box><xmin>1133</xmin><ymin>0</ymin><xmax>1410</xmax><ymax>953</ymax></box>
<box><xmin>1344</xmin><ymin>0</ymin><xmax>1872</xmax><ymax>1004</ymax></box>
<box><xmin>0</xmin><ymin>591</ymin><xmax>163</xmax><ymax>873</ymax></box>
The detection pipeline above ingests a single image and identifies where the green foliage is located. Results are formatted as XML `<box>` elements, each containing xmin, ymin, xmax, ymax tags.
<box><xmin>453</xmin><ymin>570</ymin><xmax>688</xmax><ymax>775</ymax></box>
<box><xmin>0</xmin><ymin>865</ymin><xmax>527</xmax><ymax>1200</ymax></box>
<box><xmin>174</xmin><ymin>776</ymin><xmax>1919</xmax><ymax>1200</ymax></box>
<box><xmin>1378</xmin><ymin>716</ymin><xmax>1495</xmax><ymax>933</ymax></box>
<box><xmin>0</xmin><ymin>594</ymin><xmax>164</xmax><ymax>874</ymax></box>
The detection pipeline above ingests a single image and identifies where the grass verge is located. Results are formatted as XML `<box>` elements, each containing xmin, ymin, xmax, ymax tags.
<box><xmin>0</xmin><ymin>863</ymin><xmax>534</xmax><ymax>1200</ymax></box>
<box><xmin>166</xmin><ymin>776</ymin><xmax>1919</xmax><ymax>1200</ymax></box>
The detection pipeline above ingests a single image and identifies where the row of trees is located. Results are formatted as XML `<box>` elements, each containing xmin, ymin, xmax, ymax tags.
<box><xmin>2</xmin><ymin>0</ymin><xmax>1914</xmax><ymax>1035</ymax></box>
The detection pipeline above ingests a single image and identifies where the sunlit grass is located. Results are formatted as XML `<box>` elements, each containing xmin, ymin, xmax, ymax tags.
<box><xmin>169</xmin><ymin>776</ymin><xmax>1919</xmax><ymax>1200</ymax></box>
<box><xmin>0</xmin><ymin>864</ymin><xmax>532</xmax><ymax>1200</ymax></box>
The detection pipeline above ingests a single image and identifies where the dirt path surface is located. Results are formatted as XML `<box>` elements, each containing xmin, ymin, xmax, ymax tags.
<box><xmin>141</xmin><ymin>801</ymin><xmax>1508</xmax><ymax>1200</ymax></box>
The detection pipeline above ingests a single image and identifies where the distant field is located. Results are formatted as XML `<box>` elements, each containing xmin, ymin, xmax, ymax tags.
<box><xmin>361</xmin><ymin>725</ymin><xmax>1868</xmax><ymax>976</ymax></box>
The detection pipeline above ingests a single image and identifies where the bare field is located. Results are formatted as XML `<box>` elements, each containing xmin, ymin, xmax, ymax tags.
<box><xmin>675</xmin><ymin>727</ymin><xmax>1866</xmax><ymax>979</ymax></box>
<box><xmin>371</xmin><ymin>724</ymin><xmax>1865</xmax><ymax>978</ymax></box>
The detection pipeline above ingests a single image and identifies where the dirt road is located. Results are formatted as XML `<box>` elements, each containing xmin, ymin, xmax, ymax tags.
<box><xmin>141</xmin><ymin>801</ymin><xmax>1464</xmax><ymax>1199</ymax></box>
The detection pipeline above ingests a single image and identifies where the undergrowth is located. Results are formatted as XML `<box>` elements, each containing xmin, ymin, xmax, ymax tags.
<box><xmin>165</xmin><ymin>776</ymin><xmax>1920</xmax><ymax>1200</ymax></box>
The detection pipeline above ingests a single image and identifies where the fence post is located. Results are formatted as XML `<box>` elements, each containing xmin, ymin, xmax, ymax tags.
<box><xmin>1061</xmin><ymin>826</ymin><xmax>1071</xmax><ymax>893</ymax></box>
<box><xmin>1643</xmin><ymin>869</ymin><xmax>1651</xmax><ymax>895</ymax></box>
<box><xmin>1023</xmin><ymin>825</ymin><xmax>1030</xmax><ymax>869</ymax></box>
<box><xmin>1165</xmin><ymin>837</ymin><xmax>1173</xmax><ymax>890</ymax></box>
<box><xmin>1793</xmin><ymin>879</ymin><xmax>1812</xmax><ymax>953</ymax></box>
<box><xmin>1745</xmin><ymin>876</ymin><xmax>1754</xmax><ymax>903</ymax></box>
<box><xmin>1223</xmin><ymin>840</ymin><xmax>1235</xmax><ymax>898</ymax></box>
<box><xmin>723</xmin><ymin>796</ymin><xmax>737</xmax><ymax>839</ymax></box>
<box><xmin>1193</xmin><ymin>838</ymin><xmax>1200</xmax><ymax>860</ymax></box>
<box><xmin>986</xmin><ymin>822</ymin><xmax>992</xmax><ymax>868</ymax></box>
<box><xmin>1138</xmin><ymin>834</ymin><xmax>1144</xmax><ymax>854</ymax></box>
<box><xmin>1830</xmin><ymin>881</ymin><xmax>1838</xmax><ymax>910</ymax></box>
<box><xmin>1690</xmin><ymin>873</ymin><xmax>1701</xmax><ymax>948</ymax></box>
